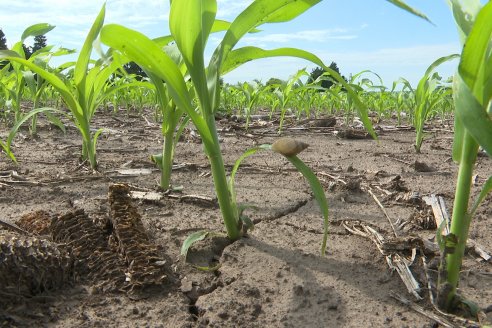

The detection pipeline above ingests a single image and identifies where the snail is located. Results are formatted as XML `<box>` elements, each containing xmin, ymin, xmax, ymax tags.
<box><xmin>271</xmin><ymin>137</ymin><xmax>309</xmax><ymax>157</ymax></box>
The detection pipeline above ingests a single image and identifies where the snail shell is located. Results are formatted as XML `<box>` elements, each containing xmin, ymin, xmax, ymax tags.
<box><xmin>271</xmin><ymin>137</ymin><xmax>309</xmax><ymax>157</ymax></box>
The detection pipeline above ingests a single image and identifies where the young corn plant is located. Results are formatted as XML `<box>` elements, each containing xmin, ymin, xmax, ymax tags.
<box><xmin>0</xmin><ymin>5</ymin><xmax>133</xmax><ymax>169</ymax></box>
<box><xmin>390</xmin><ymin>78</ymin><xmax>415</xmax><ymax>126</ymax></box>
<box><xmin>1</xmin><ymin>23</ymin><xmax>55</xmax><ymax>124</ymax></box>
<box><xmin>148</xmin><ymin>68</ymin><xmax>188</xmax><ymax>190</ymax></box>
<box><xmin>23</xmin><ymin>46</ymin><xmax>75</xmax><ymax>135</ymax></box>
<box><xmin>412</xmin><ymin>54</ymin><xmax>459</xmax><ymax>153</ymax></box>
<box><xmin>436</xmin><ymin>0</ymin><xmax>492</xmax><ymax>313</ymax></box>
<box><xmin>271</xmin><ymin>69</ymin><xmax>310</xmax><ymax>132</ymax></box>
<box><xmin>232</xmin><ymin>81</ymin><xmax>263</xmax><ymax>129</ymax></box>
<box><xmin>101</xmin><ymin>0</ymin><xmax>376</xmax><ymax>252</ymax></box>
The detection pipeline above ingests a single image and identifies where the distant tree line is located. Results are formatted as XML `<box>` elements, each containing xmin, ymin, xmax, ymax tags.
<box><xmin>264</xmin><ymin>61</ymin><xmax>347</xmax><ymax>91</ymax></box>
<box><xmin>123</xmin><ymin>62</ymin><xmax>147</xmax><ymax>80</ymax></box>
<box><xmin>309</xmin><ymin>61</ymin><xmax>347</xmax><ymax>90</ymax></box>
<box><xmin>0</xmin><ymin>28</ymin><xmax>8</xmax><ymax>69</ymax></box>
<box><xmin>0</xmin><ymin>28</ymin><xmax>47</xmax><ymax>60</ymax></box>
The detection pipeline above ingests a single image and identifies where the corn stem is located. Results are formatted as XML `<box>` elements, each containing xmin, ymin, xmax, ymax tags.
<box><xmin>443</xmin><ymin>130</ymin><xmax>479</xmax><ymax>309</ymax></box>
<box><xmin>205</xmin><ymin>122</ymin><xmax>241</xmax><ymax>241</ymax></box>
<box><xmin>160</xmin><ymin>124</ymin><xmax>175</xmax><ymax>190</ymax></box>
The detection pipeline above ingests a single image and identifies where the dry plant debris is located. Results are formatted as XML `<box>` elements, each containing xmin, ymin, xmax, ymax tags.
<box><xmin>51</xmin><ymin>208</ymin><xmax>128</xmax><ymax>292</ymax></box>
<box><xmin>1</xmin><ymin>183</ymin><xmax>172</xmax><ymax>305</ymax></box>
<box><xmin>108</xmin><ymin>183</ymin><xmax>169</xmax><ymax>290</ymax></box>
<box><xmin>0</xmin><ymin>230</ymin><xmax>73</xmax><ymax>305</ymax></box>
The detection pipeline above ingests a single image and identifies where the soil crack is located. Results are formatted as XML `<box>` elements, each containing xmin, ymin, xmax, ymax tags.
<box><xmin>252</xmin><ymin>197</ymin><xmax>309</xmax><ymax>225</ymax></box>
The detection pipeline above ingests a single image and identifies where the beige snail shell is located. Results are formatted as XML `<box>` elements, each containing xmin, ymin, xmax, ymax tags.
<box><xmin>271</xmin><ymin>137</ymin><xmax>309</xmax><ymax>157</ymax></box>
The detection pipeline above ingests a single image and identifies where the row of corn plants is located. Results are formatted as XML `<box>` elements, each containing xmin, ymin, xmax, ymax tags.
<box><xmin>2</xmin><ymin>39</ymin><xmax>458</xmax><ymax>165</ymax></box>
<box><xmin>1</xmin><ymin>0</ymin><xmax>490</xmax><ymax>319</ymax></box>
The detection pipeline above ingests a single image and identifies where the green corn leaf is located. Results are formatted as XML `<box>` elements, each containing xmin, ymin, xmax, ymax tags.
<box><xmin>180</xmin><ymin>230</ymin><xmax>210</xmax><ymax>259</ymax></box>
<box><xmin>385</xmin><ymin>0</ymin><xmax>432</xmax><ymax>24</ymax></box>
<box><xmin>5</xmin><ymin>107</ymin><xmax>63</xmax><ymax>162</ymax></box>
<box><xmin>21</xmin><ymin>23</ymin><xmax>55</xmax><ymax>41</ymax></box>
<box><xmin>169</xmin><ymin>0</ymin><xmax>216</xmax><ymax>65</ymax></box>
<box><xmin>453</xmin><ymin>73</ymin><xmax>492</xmax><ymax>158</ymax></box>
<box><xmin>0</xmin><ymin>51</ymin><xmax>81</xmax><ymax>117</ymax></box>
<box><xmin>170</xmin><ymin>0</ymin><xmax>217</xmax><ymax>114</ymax></box>
<box><xmin>469</xmin><ymin>175</ymin><xmax>492</xmax><ymax>217</ymax></box>
<box><xmin>208</xmin><ymin>0</ymin><xmax>320</xmax><ymax>109</ymax></box>
<box><xmin>74</xmin><ymin>4</ymin><xmax>105</xmax><ymax>89</ymax></box>
<box><xmin>228</xmin><ymin>145</ymin><xmax>271</xmax><ymax>199</ymax></box>
<box><xmin>91</xmin><ymin>128</ymin><xmax>105</xmax><ymax>159</ymax></box>
<box><xmin>214</xmin><ymin>0</ymin><xmax>320</xmax><ymax>63</ymax></box>
<box><xmin>150</xmin><ymin>154</ymin><xmax>163</xmax><ymax>170</ymax></box>
<box><xmin>44</xmin><ymin>111</ymin><xmax>66</xmax><ymax>133</ymax></box>
<box><xmin>284</xmin><ymin>155</ymin><xmax>329</xmax><ymax>255</ymax></box>
<box><xmin>90</xmin><ymin>59</ymin><xmax>124</xmax><ymax>113</ymax></box>
<box><xmin>101</xmin><ymin>24</ymin><xmax>213</xmax><ymax>146</ymax></box>
<box><xmin>458</xmin><ymin>0</ymin><xmax>492</xmax><ymax>105</ymax></box>
<box><xmin>221</xmin><ymin>46</ymin><xmax>377</xmax><ymax>140</ymax></box>
<box><xmin>222</xmin><ymin>46</ymin><xmax>324</xmax><ymax>75</ymax></box>
<box><xmin>448</xmin><ymin>0</ymin><xmax>482</xmax><ymax>44</ymax></box>
<box><xmin>174</xmin><ymin>115</ymin><xmax>191</xmax><ymax>147</ymax></box>
<box><xmin>0</xmin><ymin>139</ymin><xmax>14</xmax><ymax>163</ymax></box>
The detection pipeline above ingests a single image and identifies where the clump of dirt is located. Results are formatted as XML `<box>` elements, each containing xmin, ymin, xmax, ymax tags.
<box><xmin>0</xmin><ymin>109</ymin><xmax>491</xmax><ymax>327</ymax></box>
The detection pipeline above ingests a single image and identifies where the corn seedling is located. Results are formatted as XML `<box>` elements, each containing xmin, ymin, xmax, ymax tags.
<box><xmin>271</xmin><ymin>69</ymin><xmax>309</xmax><ymax>132</ymax></box>
<box><xmin>436</xmin><ymin>0</ymin><xmax>492</xmax><ymax>313</ymax></box>
<box><xmin>0</xmin><ymin>5</ymin><xmax>138</xmax><ymax>169</ymax></box>
<box><xmin>0</xmin><ymin>24</ymin><xmax>55</xmax><ymax>125</ymax></box>
<box><xmin>391</xmin><ymin>78</ymin><xmax>415</xmax><ymax>126</ymax></box>
<box><xmin>0</xmin><ymin>107</ymin><xmax>63</xmax><ymax>163</ymax></box>
<box><xmin>23</xmin><ymin>46</ymin><xmax>75</xmax><ymax>135</ymax></box>
<box><xmin>232</xmin><ymin>81</ymin><xmax>263</xmax><ymax>129</ymax></box>
<box><xmin>101</xmin><ymin>0</ymin><xmax>376</xmax><ymax>251</ymax></box>
<box><xmin>413</xmin><ymin>54</ymin><xmax>459</xmax><ymax>153</ymax></box>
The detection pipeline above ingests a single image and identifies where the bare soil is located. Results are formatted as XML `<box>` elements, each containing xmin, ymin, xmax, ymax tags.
<box><xmin>0</xmin><ymin>109</ymin><xmax>491</xmax><ymax>328</ymax></box>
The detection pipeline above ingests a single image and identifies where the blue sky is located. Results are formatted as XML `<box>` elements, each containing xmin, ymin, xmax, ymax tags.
<box><xmin>0</xmin><ymin>0</ymin><xmax>467</xmax><ymax>87</ymax></box>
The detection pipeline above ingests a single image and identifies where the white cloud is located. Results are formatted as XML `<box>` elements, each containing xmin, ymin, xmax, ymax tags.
<box><xmin>1</xmin><ymin>0</ymin><xmax>169</xmax><ymax>47</ymax></box>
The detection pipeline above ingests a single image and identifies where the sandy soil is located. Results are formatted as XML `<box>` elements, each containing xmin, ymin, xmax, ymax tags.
<box><xmin>0</xmin><ymin>108</ymin><xmax>491</xmax><ymax>328</ymax></box>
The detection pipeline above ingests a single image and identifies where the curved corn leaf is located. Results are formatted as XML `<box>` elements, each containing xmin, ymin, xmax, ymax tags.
<box><xmin>214</xmin><ymin>0</ymin><xmax>320</xmax><ymax>66</ymax></box>
<box><xmin>21</xmin><ymin>23</ymin><xmax>55</xmax><ymax>42</ymax></box>
<box><xmin>228</xmin><ymin>144</ymin><xmax>271</xmax><ymax>205</ymax></box>
<box><xmin>44</xmin><ymin>111</ymin><xmax>66</xmax><ymax>133</ymax></box>
<box><xmin>220</xmin><ymin>45</ymin><xmax>377</xmax><ymax>139</ymax></box>
<box><xmin>180</xmin><ymin>230</ymin><xmax>209</xmax><ymax>259</ymax></box>
<box><xmin>208</xmin><ymin>0</ymin><xmax>320</xmax><ymax>109</ymax></box>
<box><xmin>469</xmin><ymin>175</ymin><xmax>492</xmax><ymax>217</ymax></box>
<box><xmin>222</xmin><ymin>46</ymin><xmax>325</xmax><ymax>75</ymax></box>
<box><xmin>453</xmin><ymin>74</ymin><xmax>492</xmax><ymax>159</ymax></box>
<box><xmin>100</xmin><ymin>24</ymin><xmax>213</xmax><ymax>146</ymax></box>
<box><xmin>5</xmin><ymin>107</ymin><xmax>64</xmax><ymax>163</ymax></box>
<box><xmin>285</xmin><ymin>155</ymin><xmax>329</xmax><ymax>256</ymax></box>
<box><xmin>385</xmin><ymin>0</ymin><xmax>432</xmax><ymax>24</ymax></box>
<box><xmin>447</xmin><ymin>0</ymin><xmax>482</xmax><ymax>44</ymax></box>
<box><xmin>180</xmin><ymin>230</ymin><xmax>225</xmax><ymax>260</ymax></box>
<box><xmin>0</xmin><ymin>51</ymin><xmax>80</xmax><ymax>116</ymax></box>
<box><xmin>91</xmin><ymin>128</ymin><xmax>105</xmax><ymax>159</ymax></box>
